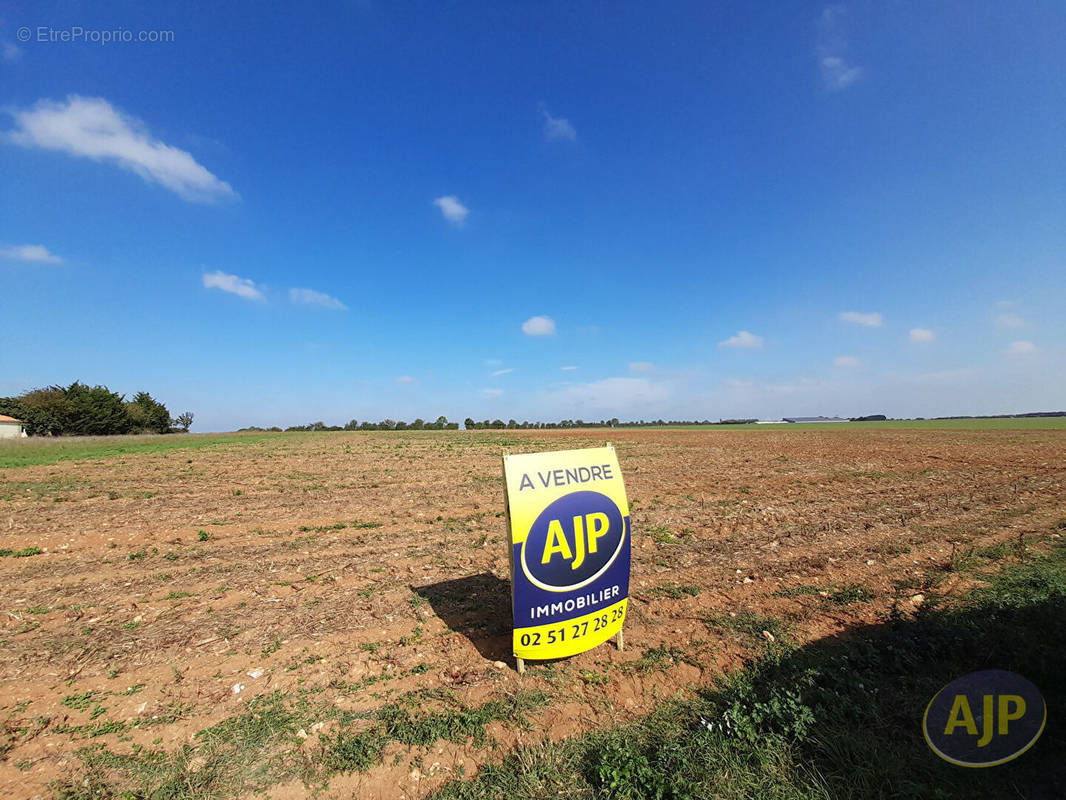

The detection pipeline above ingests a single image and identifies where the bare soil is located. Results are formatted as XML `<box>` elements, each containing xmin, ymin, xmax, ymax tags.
<box><xmin>2</xmin><ymin>428</ymin><xmax>1064</xmax><ymax>798</ymax></box>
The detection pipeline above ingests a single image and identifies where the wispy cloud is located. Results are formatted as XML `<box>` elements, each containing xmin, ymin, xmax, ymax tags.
<box><xmin>491</xmin><ymin>368</ymin><xmax>515</xmax><ymax>377</ymax></box>
<box><xmin>482</xmin><ymin>388</ymin><xmax>503</xmax><ymax>398</ymax></box>
<box><xmin>995</xmin><ymin>313</ymin><xmax>1026</xmax><ymax>329</ymax></box>
<box><xmin>3</xmin><ymin>42</ymin><xmax>21</xmax><ymax>62</ymax></box>
<box><xmin>538</xmin><ymin>377</ymin><xmax>670</xmax><ymax>416</ymax></box>
<box><xmin>629</xmin><ymin>362</ymin><xmax>655</xmax><ymax>373</ymax></box>
<box><xmin>561</xmin><ymin>365</ymin><xmax>578</xmax><ymax>371</ymax></box>
<box><xmin>719</xmin><ymin>330</ymin><xmax>764</xmax><ymax>349</ymax></box>
<box><xmin>834</xmin><ymin>355</ymin><xmax>861</xmax><ymax>368</ymax></box>
<box><xmin>433</xmin><ymin>195</ymin><xmax>469</xmax><ymax>225</ymax></box>
<box><xmin>0</xmin><ymin>243</ymin><xmax>62</xmax><ymax>263</ymax></box>
<box><xmin>1008</xmin><ymin>341</ymin><xmax>1037</xmax><ymax>356</ymax></box>
<box><xmin>839</xmin><ymin>311</ymin><xmax>883</xmax><ymax>327</ymax></box>
<box><xmin>202</xmin><ymin>270</ymin><xmax>264</xmax><ymax>301</ymax></box>
<box><xmin>522</xmin><ymin>315</ymin><xmax>556</xmax><ymax>336</ymax></box>
<box><xmin>396</xmin><ymin>375</ymin><xmax>415</xmax><ymax>384</ymax></box>
<box><xmin>7</xmin><ymin>96</ymin><xmax>236</xmax><ymax>202</ymax></box>
<box><xmin>539</xmin><ymin>105</ymin><xmax>577</xmax><ymax>142</ymax></box>
<box><xmin>289</xmin><ymin>287</ymin><xmax>347</xmax><ymax>311</ymax></box>
<box><xmin>817</xmin><ymin>5</ymin><xmax>864</xmax><ymax>91</ymax></box>
<box><xmin>909</xmin><ymin>328</ymin><xmax>935</xmax><ymax>343</ymax></box>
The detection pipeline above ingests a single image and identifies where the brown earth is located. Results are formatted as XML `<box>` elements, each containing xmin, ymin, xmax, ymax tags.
<box><xmin>1</xmin><ymin>428</ymin><xmax>1064</xmax><ymax>799</ymax></box>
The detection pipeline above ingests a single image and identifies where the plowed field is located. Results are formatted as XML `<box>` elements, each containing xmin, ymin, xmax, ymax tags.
<box><xmin>2</xmin><ymin>428</ymin><xmax>1063</xmax><ymax>798</ymax></box>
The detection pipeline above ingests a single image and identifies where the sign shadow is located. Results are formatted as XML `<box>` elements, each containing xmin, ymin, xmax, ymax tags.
<box><xmin>411</xmin><ymin>572</ymin><xmax>512</xmax><ymax>663</ymax></box>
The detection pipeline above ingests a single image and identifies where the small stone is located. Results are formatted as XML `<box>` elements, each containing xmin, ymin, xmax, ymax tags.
<box><xmin>866</xmin><ymin>559</ymin><xmax>876</xmax><ymax>566</ymax></box>
<box><xmin>247</xmin><ymin>668</ymin><xmax>265</xmax><ymax>679</ymax></box>
<box><xmin>492</xmin><ymin>661</ymin><xmax>506</xmax><ymax>670</ymax></box>
<box><xmin>761</xmin><ymin>630</ymin><xmax>775</xmax><ymax>643</ymax></box>
<box><xmin>296</xmin><ymin>728</ymin><xmax>308</xmax><ymax>739</ymax></box>
<box><xmin>742</xmin><ymin>576</ymin><xmax>753</xmax><ymax>584</ymax></box>
<box><xmin>910</xmin><ymin>594</ymin><xmax>925</xmax><ymax>605</ymax></box>
<box><xmin>232</xmin><ymin>683</ymin><xmax>244</xmax><ymax>694</ymax></box>
<box><xmin>818</xmin><ymin>591</ymin><xmax>830</xmax><ymax>597</ymax></box>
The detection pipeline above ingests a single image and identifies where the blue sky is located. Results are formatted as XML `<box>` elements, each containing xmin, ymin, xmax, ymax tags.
<box><xmin>1</xmin><ymin>2</ymin><xmax>1064</xmax><ymax>430</ymax></box>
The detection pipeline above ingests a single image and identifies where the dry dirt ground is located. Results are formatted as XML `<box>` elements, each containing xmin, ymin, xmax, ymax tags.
<box><xmin>1</xmin><ymin>428</ymin><xmax>1064</xmax><ymax>799</ymax></box>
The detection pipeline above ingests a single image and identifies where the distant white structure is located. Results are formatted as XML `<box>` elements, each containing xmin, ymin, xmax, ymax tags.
<box><xmin>783</xmin><ymin>416</ymin><xmax>848</xmax><ymax>423</ymax></box>
<box><xmin>755</xmin><ymin>419</ymin><xmax>788</xmax><ymax>424</ymax></box>
<box><xmin>0</xmin><ymin>414</ymin><xmax>26</xmax><ymax>439</ymax></box>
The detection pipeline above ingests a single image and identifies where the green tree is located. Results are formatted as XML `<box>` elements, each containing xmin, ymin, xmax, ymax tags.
<box><xmin>126</xmin><ymin>391</ymin><xmax>171</xmax><ymax>434</ymax></box>
<box><xmin>62</xmin><ymin>382</ymin><xmax>132</xmax><ymax>436</ymax></box>
<box><xmin>172</xmin><ymin>412</ymin><xmax>194</xmax><ymax>432</ymax></box>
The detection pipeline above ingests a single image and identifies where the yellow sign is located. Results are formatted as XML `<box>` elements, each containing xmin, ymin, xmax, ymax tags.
<box><xmin>503</xmin><ymin>446</ymin><xmax>630</xmax><ymax>660</ymax></box>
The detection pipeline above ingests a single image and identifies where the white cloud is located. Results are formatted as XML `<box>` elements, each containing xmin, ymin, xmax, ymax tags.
<box><xmin>629</xmin><ymin>362</ymin><xmax>655</xmax><ymax>373</ymax></box>
<box><xmin>706</xmin><ymin>362</ymin><xmax>1066</xmax><ymax>421</ymax></box>
<box><xmin>719</xmin><ymin>330</ymin><xmax>764</xmax><ymax>349</ymax></box>
<box><xmin>522</xmin><ymin>315</ymin><xmax>556</xmax><ymax>336</ymax></box>
<box><xmin>817</xmin><ymin>5</ymin><xmax>864</xmax><ymax>91</ymax></box>
<box><xmin>3</xmin><ymin>42</ymin><xmax>21</xmax><ymax>61</ymax></box>
<box><xmin>834</xmin><ymin>356</ymin><xmax>861</xmax><ymax>368</ymax></box>
<box><xmin>491</xmin><ymin>368</ymin><xmax>515</xmax><ymax>376</ymax></box>
<box><xmin>289</xmin><ymin>287</ymin><xmax>347</xmax><ymax>311</ymax></box>
<box><xmin>0</xmin><ymin>244</ymin><xmax>62</xmax><ymax>263</ymax></box>
<box><xmin>202</xmin><ymin>270</ymin><xmax>264</xmax><ymax>301</ymax></box>
<box><xmin>1008</xmin><ymin>340</ymin><xmax>1037</xmax><ymax>356</ymax></box>
<box><xmin>538</xmin><ymin>377</ymin><xmax>671</xmax><ymax>416</ymax></box>
<box><xmin>839</xmin><ymin>311</ymin><xmax>883</xmax><ymax>327</ymax></box>
<box><xmin>8</xmin><ymin>96</ymin><xmax>236</xmax><ymax>202</ymax></box>
<box><xmin>484</xmin><ymin>358</ymin><xmax>503</xmax><ymax>366</ymax></box>
<box><xmin>540</xmin><ymin>105</ymin><xmax>577</xmax><ymax>142</ymax></box>
<box><xmin>561</xmin><ymin>365</ymin><xmax>578</xmax><ymax>371</ymax></box>
<box><xmin>433</xmin><ymin>195</ymin><xmax>469</xmax><ymax>225</ymax></box>
<box><xmin>396</xmin><ymin>376</ymin><xmax>415</xmax><ymax>384</ymax></box>
<box><xmin>996</xmin><ymin>313</ymin><xmax>1026</xmax><ymax>329</ymax></box>
<box><xmin>483</xmin><ymin>388</ymin><xmax>503</xmax><ymax>398</ymax></box>
<box><xmin>909</xmin><ymin>328</ymin><xmax>935</xmax><ymax>343</ymax></box>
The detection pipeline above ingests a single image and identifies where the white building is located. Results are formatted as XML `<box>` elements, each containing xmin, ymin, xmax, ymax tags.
<box><xmin>0</xmin><ymin>415</ymin><xmax>26</xmax><ymax>439</ymax></box>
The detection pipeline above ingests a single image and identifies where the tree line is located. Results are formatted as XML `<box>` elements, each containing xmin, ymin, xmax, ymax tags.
<box><xmin>241</xmin><ymin>417</ymin><xmax>760</xmax><ymax>432</ymax></box>
<box><xmin>0</xmin><ymin>382</ymin><xmax>193</xmax><ymax>436</ymax></box>
<box><xmin>240</xmin><ymin>416</ymin><xmax>460</xmax><ymax>432</ymax></box>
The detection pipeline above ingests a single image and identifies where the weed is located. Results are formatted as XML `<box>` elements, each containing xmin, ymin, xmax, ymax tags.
<box><xmin>0</xmin><ymin>546</ymin><xmax>43</xmax><ymax>558</ymax></box>
<box><xmin>197</xmin><ymin>530</ymin><xmax>210</xmax><ymax>542</ymax></box>
<box><xmin>706</xmin><ymin>610</ymin><xmax>791</xmax><ymax>643</ymax></box>
<box><xmin>824</xmin><ymin>585</ymin><xmax>873</xmax><ymax>605</ymax></box>
<box><xmin>650</xmin><ymin>583</ymin><xmax>701</xmax><ymax>599</ymax></box>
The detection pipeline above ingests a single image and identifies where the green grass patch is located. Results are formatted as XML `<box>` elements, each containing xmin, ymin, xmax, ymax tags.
<box><xmin>322</xmin><ymin>689</ymin><xmax>548</xmax><ymax>775</ymax></box>
<box><xmin>706</xmin><ymin>610</ymin><xmax>792</xmax><ymax>643</ymax></box>
<box><xmin>649</xmin><ymin>583</ymin><xmax>701</xmax><ymax>599</ymax></box>
<box><xmin>0</xmin><ymin>545</ymin><xmax>43</xmax><ymax>558</ymax></box>
<box><xmin>431</xmin><ymin>541</ymin><xmax>1066</xmax><ymax>800</ymax></box>
<box><xmin>0</xmin><ymin>432</ymin><xmax>279</xmax><ymax>470</ymax></box>
<box><xmin>53</xmin><ymin>688</ymin><xmax>549</xmax><ymax>799</ymax></box>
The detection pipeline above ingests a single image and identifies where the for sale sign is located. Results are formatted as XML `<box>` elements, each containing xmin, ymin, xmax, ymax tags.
<box><xmin>503</xmin><ymin>446</ymin><xmax>630</xmax><ymax>660</ymax></box>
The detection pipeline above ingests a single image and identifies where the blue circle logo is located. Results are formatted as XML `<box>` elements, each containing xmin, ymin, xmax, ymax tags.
<box><xmin>923</xmin><ymin>669</ymin><xmax>1045</xmax><ymax>767</ymax></box>
<box><xmin>520</xmin><ymin>491</ymin><xmax>626</xmax><ymax>592</ymax></box>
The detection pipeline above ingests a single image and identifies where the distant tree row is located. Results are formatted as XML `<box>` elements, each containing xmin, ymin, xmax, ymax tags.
<box><xmin>0</xmin><ymin>382</ymin><xmax>193</xmax><ymax>436</ymax></box>
<box><xmin>240</xmin><ymin>416</ymin><xmax>460</xmax><ymax>432</ymax></box>
<box><xmin>463</xmin><ymin>418</ymin><xmax>731</xmax><ymax>429</ymax></box>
